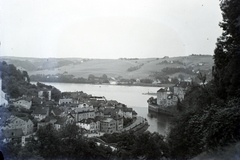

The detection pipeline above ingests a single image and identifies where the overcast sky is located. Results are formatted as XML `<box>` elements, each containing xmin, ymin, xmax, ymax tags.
<box><xmin>0</xmin><ymin>0</ymin><xmax>222</xmax><ymax>59</ymax></box>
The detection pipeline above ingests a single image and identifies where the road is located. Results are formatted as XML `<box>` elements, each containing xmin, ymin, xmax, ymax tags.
<box><xmin>122</xmin><ymin>116</ymin><xmax>147</xmax><ymax>132</ymax></box>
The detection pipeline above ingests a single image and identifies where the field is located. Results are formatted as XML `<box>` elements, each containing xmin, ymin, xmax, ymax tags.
<box><xmin>1</xmin><ymin>55</ymin><xmax>214</xmax><ymax>79</ymax></box>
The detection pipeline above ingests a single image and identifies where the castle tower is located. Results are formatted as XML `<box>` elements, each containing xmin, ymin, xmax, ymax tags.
<box><xmin>48</xmin><ymin>91</ymin><xmax>51</xmax><ymax>100</ymax></box>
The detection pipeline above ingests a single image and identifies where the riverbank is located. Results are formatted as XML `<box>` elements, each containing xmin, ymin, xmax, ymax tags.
<box><xmin>85</xmin><ymin>116</ymin><xmax>149</xmax><ymax>138</ymax></box>
<box><xmin>33</xmin><ymin>82</ymin><xmax>171</xmax><ymax>134</ymax></box>
<box><xmin>31</xmin><ymin>80</ymin><xmax>174</xmax><ymax>88</ymax></box>
<box><xmin>148</xmin><ymin>104</ymin><xmax>176</xmax><ymax>116</ymax></box>
<box><xmin>122</xmin><ymin>116</ymin><xmax>149</xmax><ymax>133</ymax></box>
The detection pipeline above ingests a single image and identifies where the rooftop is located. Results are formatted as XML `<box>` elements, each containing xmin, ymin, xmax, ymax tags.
<box><xmin>32</xmin><ymin>107</ymin><xmax>49</xmax><ymax>115</ymax></box>
<box><xmin>2</xmin><ymin>128</ymin><xmax>24</xmax><ymax>138</ymax></box>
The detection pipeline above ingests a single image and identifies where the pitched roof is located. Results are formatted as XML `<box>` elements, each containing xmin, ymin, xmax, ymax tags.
<box><xmin>67</xmin><ymin>113</ymin><xmax>75</xmax><ymax>119</ymax></box>
<box><xmin>13</xmin><ymin>97</ymin><xmax>32</xmax><ymax>102</ymax></box>
<box><xmin>123</xmin><ymin>108</ymin><xmax>132</xmax><ymax>112</ymax></box>
<box><xmin>17</xmin><ymin>116</ymin><xmax>31</xmax><ymax>122</ymax></box>
<box><xmin>103</xmin><ymin>108</ymin><xmax>118</xmax><ymax>117</ymax></box>
<box><xmin>75</xmin><ymin>107</ymin><xmax>94</xmax><ymax>113</ymax></box>
<box><xmin>79</xmin><ymin>118</ymin><xmax>95</xmax><ymax>124</ymax></box>
<box><xmin>5</xmin><ymin>115</ymin><xmax>30</xmax><ymax>125</ymax></box>
<box><xmin>32</xmin><ymin>107</ymin><xmax>49</xmax><ymax>115</ymax></box>
<box><xmin>51</xmin><ymin>108</ymin><xmax>63</xmax><ymax>116</ymax></box>
<box><xmin>2</xmin><ymin>128</ymin><xmax>24</xmax><ymax>138</ymax></box>
<box><xmin>132</xmin><ymin>110</ymin><xmax>138</xmax><ymax>115</ymax></box>
<box><xmin>55</xmin><ymin>117</ymin><xmax>67</xmax><ymax>125</ymax></box>
<box><xmin>101</xmin><ymin>118</ymin><xmax>115</xmax><ymax>123</ymax></box>
<box><xmin>39</xmin><ymin>116</ymin><xmax>56</xmax><ymax>123</ymax></box>
<box><xmin>95</xmin><ymin>116</ymin><xmax>104</xmax><ymax>121</ymax></box>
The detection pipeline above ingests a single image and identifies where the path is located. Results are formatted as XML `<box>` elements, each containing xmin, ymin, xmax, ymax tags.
<box><xmin>122</xmin><ymin>116</ymin><xmax>147</xmax><ymax>132</ymax></box>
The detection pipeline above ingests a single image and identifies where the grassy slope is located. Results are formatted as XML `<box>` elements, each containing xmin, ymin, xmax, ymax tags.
<box><xmin>25</xmin><ymin>56</ymin><xmax>213</xmax><ymax>79</ymax></box>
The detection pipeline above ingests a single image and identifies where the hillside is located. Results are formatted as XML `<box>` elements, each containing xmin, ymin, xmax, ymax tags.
<box><xmin>0</xmin><ymin>55</ymin><xmax>214</xmax><ymax>79</ymax></box>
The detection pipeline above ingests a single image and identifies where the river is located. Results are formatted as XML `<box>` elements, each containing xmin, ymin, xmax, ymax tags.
<box><xmin>39</xmin><ymin>82</ymin><xmax>172</xmax><ymax>135</ymax></box>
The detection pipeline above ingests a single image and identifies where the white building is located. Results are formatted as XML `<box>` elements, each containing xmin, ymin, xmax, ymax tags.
<box><xmin>59</xmin><ymin>98</ymin><xmax>73</xmax><ymax>105</ymax></box>
<box><xmin>0</xmin><ymin>78</ymin><xmax>8</xmax><ymax>107</ymax></box>
<box><xmin>13</xmin><ymin>99</ymin><xmax>32</xmax><ymax>109</ymax></box>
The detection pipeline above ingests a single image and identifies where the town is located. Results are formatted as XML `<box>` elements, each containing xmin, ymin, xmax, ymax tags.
<box><xmin>0</xmin><ymin>77</ymin><xmax>148</xmax><ymax>148</ymax></box>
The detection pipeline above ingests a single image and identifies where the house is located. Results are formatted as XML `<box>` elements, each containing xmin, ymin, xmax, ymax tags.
<box><xmin>103</xmin><ymin>108</ymin><xmax>123</xmax><ymax>118</ymax></box>
<box><xmin>77</xmin><ymin>118</ymin><xmax>100</xmax><ymax>133</ymax></box>
<box><xmin>115</xmin><ymin>106</ymin><xmax>133</xmax><ymax>118</ymax></box>
<box><xmin>32</xmin><ymin>107</ymin><xmax>49</xmax><ymax>121</ymax></box>
<box><xmin>113</xmin><ymin>115</ymin><xmax>123</xmax><ymax>131</ymax></box>
<box><xmin>37</xmin><ymin>116</ymin><xmax>57</xmax><ymax>130</ymax></box>
<box><xmin>123</xmin><ymin>108</ymin><xmax>133</xmax><ymax>118</ymax></box>
<box><xmin>165</xmin><ymin>94</ymin><xmax>178</xmax><ymax>106</ymax></box>
<box><xmin>78</xmin><ymin>103</ymin><xmax>92</xmax><ymax>108</ymax></box>
<box><xmin>32</xmin><ymin>97</ymin><xmax>43</xmax><ymax>106</ymax></box>
<box><xmin>51</xmin><ymin>108</ymin><xmax>64</xmax><ymax>117</ymax></box>
<box><xmin>2</xmin><ymin>115</ymin><xmax>34</xmax><ymax>136</ymax></box>
<box><xmin>152</xmin><ymin>79</ymin><xmax>161</xmax><ymax>85</ymax></box>
<box><xmin>173</xmin><ymin>81</ymin><xmax>191</xmax><ymax>101</ymax></box>
<box><xmin>100</xmin><ymin>118</ymin><xmax>116</xmax><ymax>133</ymax></box>
<box><xmin>13</xmin><ymin>99</ymin><xmax>32</xmax><ymax>109</ymax></box>
<box><xmin>66</xmin><ymin>113</ymin><xmax>75</xmax><ymax>124</ymax></box>
<box><xmin>105</xmin><ymin>100</ymin><xmax>118</xmax><ymax>107</ymax></box>
<box><xmin>38</xmin><ymin>90</ymin><xmax>51</xmax><ymax>100</ymax></box>
<box><xmin>132</xmin><ymin>110</ymin><xmax>138</xmax><ymax>118</ymax></box>
<box><xmin>95</xmin><ymin>110</ymin><xmax>104</xmax><ymax>117</ymax></box>
<box><xmin>21</xmin><ymin>135</ymin><xmax>32</xmax><ymax>147</ymax></box>
<box><xmin>2</xmin><ymin>128</ymin><xmax>23</xmax><ymax>142</ymax></box>
<box><xmin>54</xmin><ymin>117</ymin><xmax>68</xmax><ymax>130</ymax></box>
<box><xmin>157</xmin><ymin>88</ymin><xmax>169</xmax><ymax>105</ymax></box>
<box><xmin>157</xmin><ymin>87</ymin><xmax>178</xmax><ymax>107</ymax></box>
<box><xmin>0</xmin><ymin>78</ymin><xmax>8</xmax><ymax>107</ymax></box>
<box><xmin>73</xmin><ymin>104</ymin><xmax>95</xmax><ymax>121</ymax></box>
<box><xmin>59</xmin><ymin>98</ymin><xmax>73</xmax><ymax>105</ymax></box>
<box><xmin>103</xmin><ymin>108</ymin><xmax>115</xmax><ymax>118</ymax></box>
<box><xmin>89</xmin><ymin>96</ymin><xmax>107</xmax><ymax>103</ymax></box>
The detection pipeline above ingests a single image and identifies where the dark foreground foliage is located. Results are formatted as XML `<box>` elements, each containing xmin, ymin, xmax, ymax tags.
<box><xmin>101</xmin><ymin>131</ymin><xmax>169</xmax><ymax>159</ymax></box>
<box><xmin>167</xmin><ymin>0</ymin><xmax>240</xmax><ymax>159</ymax></box>
<box><xmin>1</xmin><ymin>124</ymin><xmax>116</xmax><ymax>160</ymax></box>
<box><xmin>1</xmin><ymin>124</ymin><xmax>170</xmax><ymax>160</ymax></box>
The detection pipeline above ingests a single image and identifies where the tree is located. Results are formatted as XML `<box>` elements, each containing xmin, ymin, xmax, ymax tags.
<box><xmin>88</xmin><ymin>74</ymin><xmax>95</xmax><ymax>81</ymax></box>
<box><xmin>51</xmin><ymin>87</ymin><xmax>61</xmax><ymax>102</ymax></box>
<box><xmin>35</xmin><ymin>124</ymin><xmax>61</xmax><ymax>159</ymax></box>
<box><xmin>213</xmin><ymin>0</ymin><xmax>240</xmax><ymax>100</ymax></box>
<box><xmin>22</xmin><ymin>70</ymin><xmax>30</xmax><ymax>83</ymax></box>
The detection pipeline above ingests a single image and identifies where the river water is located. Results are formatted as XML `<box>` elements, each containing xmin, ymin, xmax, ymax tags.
<box><xmin>40</xmin><ymin>82</ymin><xmax>172</xmax><ymax>135</ymax></box>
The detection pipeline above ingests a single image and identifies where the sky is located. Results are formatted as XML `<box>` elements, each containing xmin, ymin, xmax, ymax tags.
<box><xmin>0</xmin><ymin>0</ymin><xmax>223</xmax><ymax>59</ymax></box>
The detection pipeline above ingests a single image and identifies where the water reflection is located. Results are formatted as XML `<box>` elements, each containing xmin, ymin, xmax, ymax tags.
<box><xmin>132</xmin><ymin>106</ymin><xmax>172</xmax><ymax>136</ymax></box>
<box><xmin>147</xmin><ymin>110</ymin><xmax>172</xmax><ymax>136</ymax></box>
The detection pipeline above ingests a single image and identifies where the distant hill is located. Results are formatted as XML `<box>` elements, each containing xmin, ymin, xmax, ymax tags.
<box><xmin>0</xmin><ymin>55</ymin><xmax>214</xmax><ymax>80</ymax></box>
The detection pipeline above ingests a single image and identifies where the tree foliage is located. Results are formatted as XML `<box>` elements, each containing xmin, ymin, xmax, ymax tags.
<box><xmin>168</xmin><ymin>1</ymin><xmax>240</xmax><ymax>159</ymax></box>
<box><xmin>0</xmin><ymin>61</ymin><xmax>36</xmax><ymax>98</ymax></box>
<box><xmin>101</xmin><ymin>131</ymin><xmax>170</xmax><ymax>159</ymax></box>
<box><xmin>213</xmin><ymin>0</ymin><xmax>240</xmax><ymax>99</ymax></box>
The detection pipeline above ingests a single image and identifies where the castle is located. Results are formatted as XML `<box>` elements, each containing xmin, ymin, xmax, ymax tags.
<box><xmin>156</xmin><ymin>81</ymin><xmax>191</xmax><ymax>107</ymax></box>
